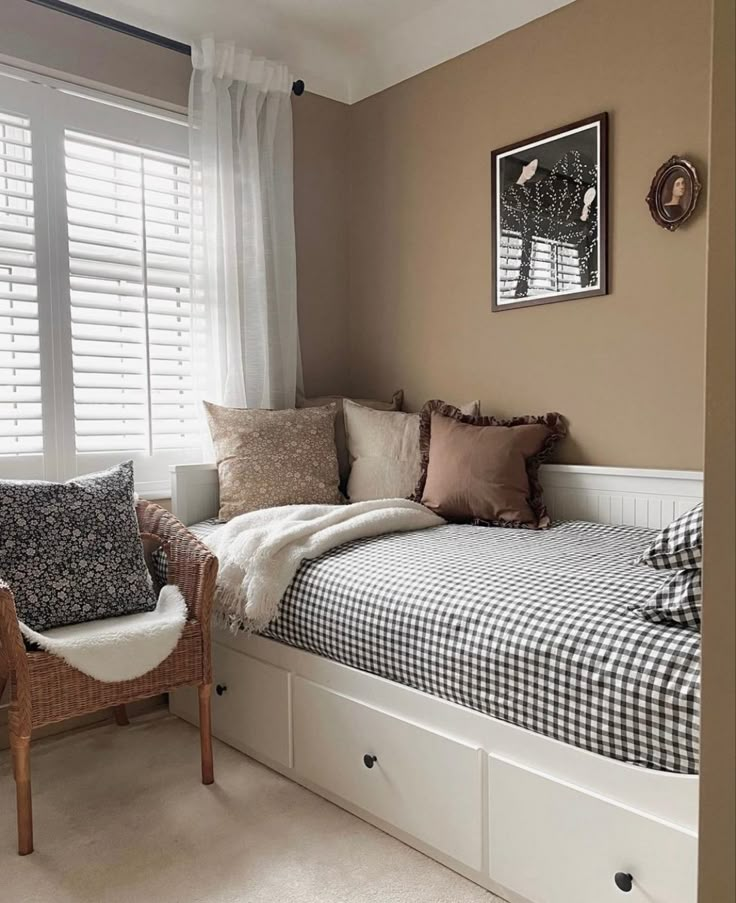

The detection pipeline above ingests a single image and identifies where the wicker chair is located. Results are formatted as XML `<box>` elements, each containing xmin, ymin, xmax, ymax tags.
<box><xmin>0</xmin><ymin>499</ymin><xmax>218</xmax><ymax>855</ymax></box>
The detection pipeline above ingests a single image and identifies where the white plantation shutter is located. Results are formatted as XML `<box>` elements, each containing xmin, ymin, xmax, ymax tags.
<box><xmin>65</xmin><ymin>132</ymin><xmax>196</xmax><ymax>456</ymax></box>
<box><xmin>0</xmin><ymin>110</ymin><xmax>42</xmax><ymax>457</ymax></box>
<box><xmin>0</xmin><ymin>68</ymin><xmax>201</xmax><ymax>492</ymax></box>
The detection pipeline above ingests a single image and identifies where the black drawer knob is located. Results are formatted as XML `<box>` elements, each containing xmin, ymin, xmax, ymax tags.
<box><xmin>614</xmin><ymin>872</ymin><xmax>633</xmax><ymax>893</ymax></box>
<box><xmin>215</xmin><ymin>684</ymin><xmax>228</xmax><ymax>696</ymax></box>
<box><xmin>363</xmin><ymin>754</ymin><xmax>377</xmax><ymax>769</ymax></box>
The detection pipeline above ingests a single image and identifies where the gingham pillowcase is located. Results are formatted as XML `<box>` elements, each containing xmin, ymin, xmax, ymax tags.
<box><xmin>637</xmin><ymin>503</ymin><xmax>703</xmax><ymax>570</ymax></box>
<box><xmin>630</xmin><ymin>568</ymin><xmax>702</xmax><ymax>630</ymax></box>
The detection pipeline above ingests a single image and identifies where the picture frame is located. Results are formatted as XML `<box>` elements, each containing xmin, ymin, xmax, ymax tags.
<box><xmin>490</xmin><ymin>112</ymin><xmax>608</xmax><ymax>312</ymax></box>
<box><xmin>645</xmin><ymin>156</ymin><xmax>701</xmax><ymax>232</ymax></box>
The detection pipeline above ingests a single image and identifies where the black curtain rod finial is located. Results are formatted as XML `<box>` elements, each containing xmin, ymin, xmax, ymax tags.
<box><xmin>291</xmin><ymin>80</ymin><xmax>305</xmax><ymax>97</ymax></box>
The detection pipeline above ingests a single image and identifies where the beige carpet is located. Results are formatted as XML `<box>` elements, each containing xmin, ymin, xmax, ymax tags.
<box><xmin>0</xmin><ymin>713</ymin><xmax>503</xmax><ymax>903</ymax></box>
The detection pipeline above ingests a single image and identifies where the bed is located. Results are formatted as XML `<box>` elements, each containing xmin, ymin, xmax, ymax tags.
<box><xmin>168</xmin><ymin>463</ymin><xmax>703</xmax><ymax>903</ymax></box>
<box><xmin>178</xmin><ymin>517</ymin><xmax>699</xmax><ymax>774</ymax></box>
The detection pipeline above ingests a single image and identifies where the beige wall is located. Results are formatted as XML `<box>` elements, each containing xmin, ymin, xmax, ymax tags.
<box><xmin>293</xmin><ymin>93</ymin><xmax>350</xmax><ymax>395</ymax></box>
<box><xmin>0</xmin><ymin>0</ymin><xmax>350</xmax><ymax>398</ymax></box>
<box><xmin>4</xmin><ymin>0</ymin><xmax>713</xmax><ymax>462</ymax></box>
<box><xmin>347</xmin><ymin>0</ymin><xmax>711</xmax><ymax>469</ymax></box>
<box><xmin>698</xmin><ymin>0</ymin><xmax>736</xmax><ymax>899</ymax></box>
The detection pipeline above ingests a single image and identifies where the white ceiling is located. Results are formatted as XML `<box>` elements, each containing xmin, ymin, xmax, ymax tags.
<box><xmin>69</xmin><ymin>0</ymin><xmax>575</xmax><ymax>104</ymax></box>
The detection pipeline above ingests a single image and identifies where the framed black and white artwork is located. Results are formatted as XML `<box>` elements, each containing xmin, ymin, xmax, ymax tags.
<box><xmin>491</xmin><ymin>113</ymin><xmax>608</xmax><ymax>311</ymax></box>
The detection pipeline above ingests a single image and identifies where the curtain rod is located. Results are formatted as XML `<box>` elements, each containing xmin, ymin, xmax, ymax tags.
<box><xmin>25</xmin><ymin>0</ymin><xmax>306</xmax><ymax>96</ymax></box>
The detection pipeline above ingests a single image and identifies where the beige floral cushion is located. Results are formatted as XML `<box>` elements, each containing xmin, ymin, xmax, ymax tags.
<box><xmin>204</xmin><ymin>402</ymin><xmax>342</xmax><ymax>520</ymax></box>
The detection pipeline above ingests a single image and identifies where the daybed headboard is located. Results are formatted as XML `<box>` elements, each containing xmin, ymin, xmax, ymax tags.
<box><xmin>540</xmin><ymin>465</ymin><xmax>703</xmax><ymax>528</ymax></box>
<box><xmin>170</xmin><ymin>463</ymin><xmax>221</xmax><ymax>526</ymax></box>
<box><xmin>169</xmin><ymin>463</ymin><xmax>704</xmax><ymax>529</ymax></box>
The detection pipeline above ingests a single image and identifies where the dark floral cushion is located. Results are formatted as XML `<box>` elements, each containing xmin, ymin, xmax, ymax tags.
<box><xmin>0</xmin><ymin>462</ymin><xmax>157</xmax><ymax>631</ymax></box>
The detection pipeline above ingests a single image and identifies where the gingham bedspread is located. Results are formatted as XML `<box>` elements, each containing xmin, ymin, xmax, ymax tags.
<box><xmin>174</xmin><ymin>518</ymin><xmax>700</xmax><ymax>773</ymax></box>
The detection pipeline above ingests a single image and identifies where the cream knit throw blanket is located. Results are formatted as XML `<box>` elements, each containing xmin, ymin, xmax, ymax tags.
<box><xmin>206</xmin><ymin>499</ymin><xmax>444</xmax><ymax>632</ymax></box>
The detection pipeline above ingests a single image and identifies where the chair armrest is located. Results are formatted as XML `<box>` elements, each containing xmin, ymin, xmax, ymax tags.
<box><xmin>136</xmin><ymin>500</ymin><xmax>218</xmax><ymax>624</ymax></box>
<box><xmin>0</xmin><ymin>580</ymin><xmax>24</xmax><ymax>668</ymax></box>
<box><xmin>0</xmin><ymin>580</ymin><xmax>32</xmax><ymax>730</ymax></box>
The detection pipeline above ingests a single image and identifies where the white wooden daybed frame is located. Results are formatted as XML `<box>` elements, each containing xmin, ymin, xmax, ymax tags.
<box><xmin>169</xmin><ymin>464</ymin><xmax>702</xmax><ymax>903</ymax></box>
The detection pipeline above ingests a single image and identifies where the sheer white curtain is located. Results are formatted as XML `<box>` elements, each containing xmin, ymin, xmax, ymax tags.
<box><xmin>189</xmin><ymin>38</ymin><xmax>301</xmax><ymax>411</ymax></box>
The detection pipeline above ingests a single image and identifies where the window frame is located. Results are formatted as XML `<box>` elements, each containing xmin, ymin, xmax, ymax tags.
<box><xmin>0</xmin><ymin>67</ymin><xmax>199</xmax><ymax>496</ymax></box>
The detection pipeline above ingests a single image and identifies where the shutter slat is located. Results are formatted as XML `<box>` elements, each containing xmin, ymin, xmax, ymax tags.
<box><xmin>66</xmin><ymin>201</ymin><xmax>140</xmax><ymax>227</ymax></box>
<box><xmin>74</xmin><ymin>372</ymin><xmax>145</xmax><ymax>388</ymax></box>
<box><xmin>150</xmin><ymin>375</ymin><xmax>193</xmax><ymax>390</ymax></box>
<box><xmin>75</xmin><ymin>389</ymin><xmax>147</xmax><ymax>405</ymax></box>
<box><xmin>0</xmin><ymin>249</ymin><xmax>35</xmax><ymax>268</ymax></box>
<box><xmin>74</xmin><ymin>405</ymin><xmax>147</xmax><ymax>421</ymax></box>
<box><xmin>66</xmin><ymin>164</ymin><xmax>141</xmax><ymax>190</ymax></box>
<box><xmin>0</xmin><ymin>232</ymin><xmax>35</xmax><ymax>252</ymax></box>
<box><xmin>65</xmin><ymin>152</ymin><xmax>139</xmax><ymax>176</ymax></box>
<box><xmin>145</xmin><ymin>221</ymin><xmax>190</xmax><ymax>242</ymax></box>
<box><xmin>0</xmin><ymin>385</ymin><xmax>41</xmax><ymax>402</ymax></box>
<box><xmin>70</xmin><ymin>277</ymin><xmax>143</xmax><ymax>299</ymax></box>
<box><xmin>0</xmin><ymin>401</ymin><xmax>42</xmax><ymax>419</ymax></box>
<box><xmin>0</xmin><ymin>420</ymin><xmax>43</xmax><ymax>437</ymax></box>
<box><xmin>0</xmin><ymin>220</ymin><xmax>35</xmax><ymax>235</ymax></box>
<box><xmin>0</xmin><ymin>301</ymin><xmax>38</xmax><ymax>319</ymax></box>
<box><xmin>0</xmin><ymin>270</ymin><xmax>36</xmax><ymax>286</ymax></box>
<box><xmin>0</xmin><ymin>150</ymin><xmax>31</xmax><ymax>166</ymax></box>
<box><xmin>66</xmin><ymin>196</ymin><xmax>139</xmax><ymax>221</ymax></box>
<box><xmin>0</xmin><ymin>185</ymin><xmax>33</xmax><ymax>203</ymax></box>
<box><xmin>77</xmin><ymin>437</ymin><xmax>146</xmax><ymax>452</ymax></box>
<box><xmin>66</xmin><ymin>130</ymin><xmax>181</xmax><ymax>166</ymax></box>
<box><xmin>0</xmin><ymin>169</ymin><xmax>33</xmax><ymax>185</ymax></box>
<box><xmin>68</xmin><ymin>232</ymin><xmax>140</xmax><ymax>253</ymax></box>
<box><xmin>71</xmin><ymin>310</ymin><xmax>143</xmax><ymax>330</ymax></box>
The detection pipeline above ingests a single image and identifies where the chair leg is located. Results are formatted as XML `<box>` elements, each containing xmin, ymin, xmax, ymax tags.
<box><xmin>113</xmin><ymin>704</ymin><xmax>130</xmax><ymax>726</ymax></box>
<box><xmin>198</xmin><ymin>683</ymin><xmax>214</xmax><ymax>785</ymax></box>
<box><xmin>12</xmin><ymin>736</ymin><xmax>33</xmax><ymax>856</ymax></box>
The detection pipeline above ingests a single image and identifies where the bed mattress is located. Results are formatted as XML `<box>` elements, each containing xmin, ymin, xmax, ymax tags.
<box><xmin>183</xmin><ymin>518</ymin><xmax>700</xmax><ymax>774</ymax></box>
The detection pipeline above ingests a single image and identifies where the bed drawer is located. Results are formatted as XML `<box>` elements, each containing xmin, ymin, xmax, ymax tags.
<box><xmin>488</xmin><ymin>756</ymin><xmax>697</xmax><ymax>903</ymax></box>
<box><xmin>170</xmin><ymin>644</ymin><xmax>291</xmax><ymax>768</ymax></box>
<box><xmin>292</xmin><ymin>677</ymin><xmax>483</xmax><ymax>870</ymax></box>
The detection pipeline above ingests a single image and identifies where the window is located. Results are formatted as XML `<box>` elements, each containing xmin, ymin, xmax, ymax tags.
<box><xmin>0</xmin><ymin>70</ymin><xmax>199</xmax><ymax>493</ymax></box>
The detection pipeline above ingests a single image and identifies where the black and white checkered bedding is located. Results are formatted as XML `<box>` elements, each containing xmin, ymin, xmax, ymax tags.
<box><xmin>174</xmin><ymin>518</ymin><xmax>701</xmax><ymax>774</ymax></box>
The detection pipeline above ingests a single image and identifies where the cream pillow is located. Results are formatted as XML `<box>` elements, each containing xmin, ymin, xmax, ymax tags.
<box><xmin>344</xmin><ymin>399</ymin><xmax>480</xmax><ymax>502</ymax></box>
<box><xmin>204</xmin><ymin>402</ymin><xmax>342</xmax><ymax>520</ymax></box>
<box><xmin>297</xmin><ymin>390</ymin><xmax>403</xmax><ymax>485</ymax></box>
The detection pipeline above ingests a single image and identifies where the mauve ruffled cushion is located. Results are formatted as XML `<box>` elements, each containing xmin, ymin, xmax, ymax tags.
<box><xmin>412</xmin><ymin>402</ymin><xmax>566</xmax><ymax>528</ymax></box>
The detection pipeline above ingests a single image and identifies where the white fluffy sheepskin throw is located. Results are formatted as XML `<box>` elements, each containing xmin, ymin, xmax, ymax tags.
<box><xmin>18</xmin><ymin>585</ymin><xmax>187</xmax><ymax>682</ymax></box>
<box><xmin>206</xmin><ymin>499</ymin><xmax>444</xmax><ymax>633</ymax></box>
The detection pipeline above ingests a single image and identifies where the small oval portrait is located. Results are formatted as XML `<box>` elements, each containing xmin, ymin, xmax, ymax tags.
<box><xmin>646</xmin><ymin>157</ymin><xmax>701</xmax><ymax>231</ymax></box>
